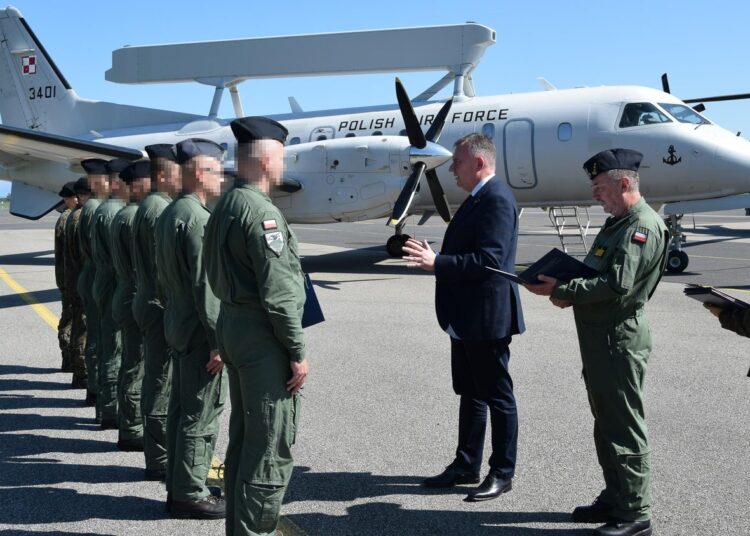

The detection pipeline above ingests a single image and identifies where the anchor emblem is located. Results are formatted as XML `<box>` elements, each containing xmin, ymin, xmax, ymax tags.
<box><xmin>663</xmin><ymin>145</ymin><xmax>682</xmax><ymax>166</ymax></box>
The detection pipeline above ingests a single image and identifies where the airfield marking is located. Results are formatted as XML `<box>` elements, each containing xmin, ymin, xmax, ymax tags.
<box><xmin>0</xmin><ymin>267</ymin><xmax>59</xmax><ymax>329</ymax></box>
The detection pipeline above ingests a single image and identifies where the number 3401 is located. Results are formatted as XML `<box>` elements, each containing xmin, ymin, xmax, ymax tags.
<box><xmin>29</xmin><ymin>86</ymin><xmax>56</xmax><ymax>99</ymax></box>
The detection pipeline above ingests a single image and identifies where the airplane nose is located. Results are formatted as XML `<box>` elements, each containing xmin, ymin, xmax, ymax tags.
<box><xmin>409</xmin><ymin>141</ymin><xmax>452</xmax><ymax>170</ymax></box>
<box><xmin>715</xmin><ymin>136</ymin><xmax>750</xmax><ymax>194</ymax></box>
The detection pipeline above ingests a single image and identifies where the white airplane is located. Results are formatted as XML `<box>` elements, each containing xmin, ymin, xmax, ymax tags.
<box><xmin>1</xmin><ymin>6</ymin><xmax>749</xmax><ymax>273</ymax></box>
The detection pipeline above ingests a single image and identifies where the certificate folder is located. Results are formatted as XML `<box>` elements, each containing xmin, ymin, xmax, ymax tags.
<box><xmin>683</xmin><ymin>284</ymin><xmax>750</xmax><ymax>310</ymax></box>
<box><xmin>486</xmin><ymin>248</ymin><xmax>599</xmax><ymax>285</ymax></box>
<box><xmin>302</xmin><ymin>273</ymin><xmax>325</xmax><ymax>328</ymax></box>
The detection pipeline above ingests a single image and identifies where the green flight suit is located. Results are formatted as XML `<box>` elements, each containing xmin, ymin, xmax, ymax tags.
<box><xmin>204</xmin><ymin>182</ymin><xmax>304</xmax><ymax>536</ymax></box>
<box><xmin>552</xmin><ymin>198</ymin><xmax>669</xmax><ymax>522</ymax></box>
<box><xmin>132</xmin><ymin>191</ymin><xmax>173</xmax><ymax>472</ymax></box>
<box><xmin>54</xmin><ymin>207</ymin><xmax>72</xmax><ymax>371</ymax></box>
<box><xmin>78</xmin><ymin>198</ymin><xmax>101</xmax><ymax>403</ymax></box>
<box><xmin>154</xmin><ymin>192</ymin><xmax>226</xmax><ymax>502</ymax></box>
<box><xmin>64</xmin><ymin>206</ymin><xmax>87</xmax><ymax>385</ymax></box>
<box><xmin>91</xmin><ymin>198</ymin><xmax>125</xmax><ymax>422</ymax></box>
<box><xmin>111</xmin><ymin>203</ymin><xmax>144</xmax><ymax>441</ymax></box>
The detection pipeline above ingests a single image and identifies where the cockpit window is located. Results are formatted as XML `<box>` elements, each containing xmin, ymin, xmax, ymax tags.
<box><xmin>619</xmin><ymin>102</ymin><xmax>672</xmax><ymax>128</ymax></box>
<box><xmin>658</xmin><ymin>103</ymin><xmax>711</xmax><ymax>125</ymax></box>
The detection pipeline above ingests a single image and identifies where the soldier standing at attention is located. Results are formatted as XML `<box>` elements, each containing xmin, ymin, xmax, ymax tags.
<box><xmin>133</xmin><ymin>144</ymin><xmax>182</xmax><ymax>480</ymax></box>
<box><xmin>54</xmin><ymin>182</ymin><xmax>77</xmax><ymax>373</ymax></box>
<box><xmin>78</xmin><ymin>159</ymin><xmax>109</xmax><ymax>411</ymax></box>
<box><xmin>111</xmin><ymin>161</ymin><xmax>151</xmax><ymax>451</ymax></box>
<box><xmin>155</xmin><ymin>139</ymin><xmax>227</xmax><ymax>519</ymax></box>
<box><xmin>525</xmin><ymin>149</ymin><xmax>668</xmax><ymax>536</ymax></box>
<box><xmin>65</xmin><ymin>178</ymin><xmax>90</xmax><ymax>390</ymax></box>
<box><xmin>204</xmin><ymin>117</ymin><xmax>308</xmax><ymax>536</ymax></box>
<box><xmin>91</xmin><ymin>158</ymin><xmax>129</xmax><ymax>429</ymax></box>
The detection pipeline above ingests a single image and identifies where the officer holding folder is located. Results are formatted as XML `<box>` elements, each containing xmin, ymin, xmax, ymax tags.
<box><xmin>525</xmin><ymin>149</ymin><xmax>668</xmax><ymax>536</ymax></box>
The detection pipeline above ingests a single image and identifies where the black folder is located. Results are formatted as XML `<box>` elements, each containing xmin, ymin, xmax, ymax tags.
<box><xmin>301</xmin><ymin>273</ymin><xmax>325</xmax><ymax>328</ymax></box>
<box><xmin>683</xmin><ymin>284</ymin><xmax>750</xmax><ymax>310</ymax></box>
<box><xmin>486</xmin><ymin>248</ymin><xmax>599</xmax><ymax>285</ymax></box>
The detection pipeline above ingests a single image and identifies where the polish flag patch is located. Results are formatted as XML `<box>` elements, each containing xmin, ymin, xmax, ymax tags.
<box><xmin>632</xmin><ymin>231</ymin><xmax>648</xmax><ymax>243</ymax></box>
<box><xmin>262</xmin><ymin>219</ymin><xmax>278</xmax><ymax>230</ymax></box>
<box><xmin>21</xmin><ymin>55</ymin><xmax>36</xmax><ymax>75</ymax></box>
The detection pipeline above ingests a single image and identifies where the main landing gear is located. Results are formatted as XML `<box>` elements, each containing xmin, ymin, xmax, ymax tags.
<box><xmin>386</xmin><ymin>221</ymin><xmax>411</xmax><ymax>257</ymax></box>
<box><xmin>665</xmin><ymin>213</ymin><xmax>689</xmax><ymax>273</ymax></box>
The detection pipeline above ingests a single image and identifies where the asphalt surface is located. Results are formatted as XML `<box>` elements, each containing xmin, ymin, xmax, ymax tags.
<box><xmin>0</xmin><ymin>207</ymin><xmax>748</xmax><ymax>536</ymax></box>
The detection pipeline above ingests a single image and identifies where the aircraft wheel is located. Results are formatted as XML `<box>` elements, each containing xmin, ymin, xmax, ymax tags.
<box><xmin>386</xmin><ymin>234</ymin><xmax>411</xmax><ymax>257</ymax></box>
<box><xmin>666</xmin><ymin>250</ymin><xmax>689</xmax><ymax>273</ymax></box>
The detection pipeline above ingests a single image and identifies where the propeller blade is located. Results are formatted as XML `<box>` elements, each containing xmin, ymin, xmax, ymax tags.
<box><xmin>395</xmin><ymin>77</ymin><xmax>427</xmax><ymax>149</ymax></box>
<box><xmin>425</xmin><ymin>169</ymin><xmax>452</xmax><ymax>222</ymax></box>
<box><xmin>388</xmin><ymin>162</ymin><xmax>426</xmax><ymax>227</ymax></box>
<box><xmin>425</xmin><ymin>97</ymin><xmax>454</xmax><ymax>143</ymax></box>
<box><xmin>661</xmin><ymin>73</ymin><xmax>671</xmax><ymax>94</ymax></box>
<box><xmin>692</xmin><ymin>103</ymin><xmax>706</xmax><ymax>113</ymax></box>
<box><xmin>683</xmin><ymin>92</ymin><xmax>750</xmax><ymax>104</ymax></box>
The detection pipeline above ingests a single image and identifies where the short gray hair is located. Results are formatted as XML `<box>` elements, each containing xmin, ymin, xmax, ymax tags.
<box><xmin>607</xmin><ymin>169</ymin><xmax>640</xmax><ymax>192</ymax></box>
<box><xmin>455</xmin><ymin>133</ymin><xmax>496</xmax><ymax>168</ymax></box>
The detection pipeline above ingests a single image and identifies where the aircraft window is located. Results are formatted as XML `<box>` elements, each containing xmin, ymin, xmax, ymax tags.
<box><xmin>289</xmin><ymin>137</ymin><xmax>300</xmax><ymax>145</ymax></box>
<box><xmin>316</xmin><ymin>134</ymin><xmax>327</xmax><ymax>141</ymax></box>
<box><xmin>557</xmin><ymin>122</ymin><xmax>572</xmax><ymax>141</ymax></box>
<box><xmin>658</xmin><ymin>103</ymin><xmax>711</xmax><ymax>125</ymax></box>
<box><xmin>373</xmin><ymin>131</ymin><xmax>383</xmax><ymax>136</ymax></box>
<box><xmin>619</xmin><ymin>103</ymin><xmax>671</xmax><ymax>128</ymax></box>
<box><xmin>345</xmin><ymin>133</ymin><xmax>356</xmax><ymax>138</ymax></box>
<box><xmin>482</xmin><ymin>123</ymin><xmax>495</xmax><ymax>139</ymax></box>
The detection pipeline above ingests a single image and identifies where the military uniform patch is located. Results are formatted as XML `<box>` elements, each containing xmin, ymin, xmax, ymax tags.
<box><xmin>632</xmin><ymin>230</ymin><xmax>648</xmax><ymax>244</ymax></box>
<box><xmin>595</xmin><ymin>247</ymin><xmax>606</xmax><ymax>257</ymax></box>
<box><xmin>264</xmin><ymin>231</ymin><xmax>285</xmax><ymax>255</ymax></box>
<box><xmin>262</xmin><ymin>219</ymin><xmax>278</xmax><ymax>230</ymax></box>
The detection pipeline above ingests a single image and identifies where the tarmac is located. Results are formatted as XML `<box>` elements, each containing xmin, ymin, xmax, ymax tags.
<box><xmin>0</xmin><ymin>206</ymin><xmax>747</xmax><ymax>536</ymax></box>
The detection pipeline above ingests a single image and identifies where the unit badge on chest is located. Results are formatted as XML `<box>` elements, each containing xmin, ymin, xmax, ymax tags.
<box><xmin>264</xmin><ymin>231</ymin><xmax>285</xmax><ymax>255</ymax></box>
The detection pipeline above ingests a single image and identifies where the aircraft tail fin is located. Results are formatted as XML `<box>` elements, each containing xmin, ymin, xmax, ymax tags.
<box><xmin>0</xmin><ymin>7</ymin><xmax>202</xmax><ymax>137</ymax></box>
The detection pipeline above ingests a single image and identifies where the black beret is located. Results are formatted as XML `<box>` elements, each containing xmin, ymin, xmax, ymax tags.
<box><xmin>145</xmin><ymin>144</ymin><xmax>177</xmax><ymax>162</ymax></box>
<box><xmin>107</xmin><ymin>158</ymin><xmax>131</xmax><ymax>175</ymax></box>
<box><xmin>80</xmin><ymin>158</ymin><xmax>109</xmax><ymax>175</ymax></box>
<box><xmin>230</xmin><ymin>116</ymin><xmax>288</xmax><ymax>145</ymax></box>
<box><xmin>58</xmin><ymin>181</ymin><xmax>76</xmax><ymax>197</ymax></box>
<box><xmin>73</xmin><ymin>177</ymin><xmax>91</xmax><ymax>194</ymax></box>
<box><xmin>119</xmin><ymin>161</ymin><xmax>152</xmax><ymax>184</ymax></box>
<box><xmin>175</xmin><ymin>138</ymin><xmax>225</xmax><ymax>165</ymax></box>
<box><xmin>583</xmin><ymin>149</ymin><xmax>643</xmax><ymax>179</ymax></box>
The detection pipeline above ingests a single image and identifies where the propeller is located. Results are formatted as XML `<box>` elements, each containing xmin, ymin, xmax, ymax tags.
<box><xmin>388</xmin><ymin>78</ymin><xmax>454</xmax><ymax>227</ymax></box>
<box><xmin>662</xmin><ymin>72</ymin><xmax>750</xmax><ymax>111</ymax></box>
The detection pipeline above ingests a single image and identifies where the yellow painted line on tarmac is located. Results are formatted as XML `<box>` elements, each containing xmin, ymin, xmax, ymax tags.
<box><xmin>0</xmin><ymin>267</ymin><xmax>59</xmax><ymax>330</ymax></box>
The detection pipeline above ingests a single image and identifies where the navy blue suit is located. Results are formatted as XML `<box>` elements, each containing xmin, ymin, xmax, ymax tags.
<box><xmin>434</xmin><ymin>176</ymin><xmax>525</xmax><ymax>478</ymax></box>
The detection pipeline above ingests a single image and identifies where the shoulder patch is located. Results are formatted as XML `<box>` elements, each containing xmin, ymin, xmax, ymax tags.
<box><xmin>262</xmin><ymin>219</ymin><xmax>278</xmax><ymax>230</ymax></box>
<box><xmin>632</xmin><ymin>228</ymin><xmax>649</xmax><ymax>244</ymax></box>
<box><xmin>264</xmin><ymin>231</ymin><xmax>285</xmax><ymax>255</ymax></box>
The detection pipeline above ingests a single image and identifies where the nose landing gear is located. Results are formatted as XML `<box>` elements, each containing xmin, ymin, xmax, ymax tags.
<box><xmin>665</xmin><ymin>213</ymin><xmax>689</xmax><ymax>273</ymax></box>
<box><xmin>386</xmin><ymin>221</ymin><xmax>411</xmax><ymax>257</ymax></box>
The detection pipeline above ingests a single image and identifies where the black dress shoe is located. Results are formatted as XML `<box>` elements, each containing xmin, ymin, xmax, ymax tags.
<box><xmin>572</xmin><ymin>498</ymin><xmax>614</xmax><ymax>523</ymax></box>
<box><xmin>144</xmin><ymin>468</ymin><xmax>166</xmax><ymax>481</ymax></box>
<box><xmin>595</xmin><ymin>519</ymin><xmax>652</xmax><ymax>536</ymax></box>
<box><xmin>170</xmin><ymin>495</ymin><xmax>226</xmax><ymax>520</ymax></box>
<box><xmin>422</xmin><ymin>465</ymin><xmax>480</xmax><ymax>488</ymax></box>
<box><xmin>464</xmin><ymin>474</ymin><xmax>512</xmax><ymax>502</ymax></box>
<box><xmin>117</xmin><ymin>437</ymin><xmax>144</xmax><ymax>452</ymax></box>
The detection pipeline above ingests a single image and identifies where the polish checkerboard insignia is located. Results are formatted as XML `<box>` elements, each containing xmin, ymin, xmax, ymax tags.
<box><xmin>21</xmin><ymin>55</ymin><xmax>36</xmax><ymax>75</ymax></box>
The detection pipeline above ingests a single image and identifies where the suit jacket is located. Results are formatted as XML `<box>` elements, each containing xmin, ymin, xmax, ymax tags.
<box><xmin>434</xmin><ymin>177</ymin><xmax>525</xmax><ymax>341</ymax></box>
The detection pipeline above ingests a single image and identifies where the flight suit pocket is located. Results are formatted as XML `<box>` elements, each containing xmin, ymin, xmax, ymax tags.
<box><xmin>191</xmin><ymin>436</ymin><xmax>207</xmax><ymax>467</ymax></box>
<box><xmin>242</xmin><ymin>482</ymin><xmax>284</xmax><ymax>532</ymax></box>
<box><xmin>288</xmin><ymin>393</ymin><xmax>300</xmax><ymax>446</ymax></box>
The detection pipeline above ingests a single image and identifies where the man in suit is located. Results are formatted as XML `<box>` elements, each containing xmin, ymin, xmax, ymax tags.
<box><xmin>402</xmin><ymin>133</ymin><xmax>525</xmax><ymax>502</ymax></box>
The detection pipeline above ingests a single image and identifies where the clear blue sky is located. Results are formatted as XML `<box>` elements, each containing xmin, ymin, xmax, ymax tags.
<box><xmin>2</xmin><ymin>0</ymin><xmax>749</xmax><ymax>196</ymax></box>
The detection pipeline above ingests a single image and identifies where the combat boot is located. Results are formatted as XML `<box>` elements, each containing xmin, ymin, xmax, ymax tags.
<box><xmin>595</xmin><ymin>519</ymin><xmax>652</xmax><ymax>536</ymax></box>
<box><xmin>572</xmin><ymin>498</ymin><xmax>613</xmax><ymax>523</ymax></box>
<box><xmin>169</xmin><ymin>495</ymin><xmax>225</xmax><ymax>520</ymax></box>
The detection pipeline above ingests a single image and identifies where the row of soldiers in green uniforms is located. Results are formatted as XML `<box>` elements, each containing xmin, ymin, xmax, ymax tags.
<box><xmin>53</xmin><ymin>116</ymin><xmax>307</xmax><ymax>535</ymax></box>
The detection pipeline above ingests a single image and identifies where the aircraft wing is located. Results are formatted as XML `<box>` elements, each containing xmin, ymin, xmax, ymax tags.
<box><xmin>0</xmin><ymin>124</ymin><xmax>143</xmax><ymax>167</ymax></box>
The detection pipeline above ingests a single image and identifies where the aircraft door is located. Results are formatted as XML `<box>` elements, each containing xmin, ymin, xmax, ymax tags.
<box><xmin>309</xmin><ymin>126</ymin><xmax>336</xmax><ymax>141</ymax></box>
<box><xmin>503</xmin><ymin>119</ymin><xmax>537</xmax><ymax>189</ymax></box>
